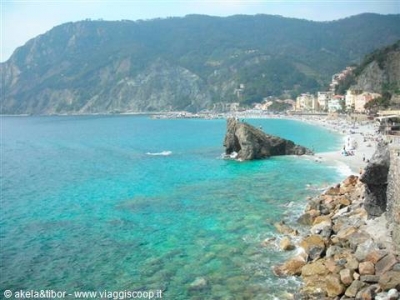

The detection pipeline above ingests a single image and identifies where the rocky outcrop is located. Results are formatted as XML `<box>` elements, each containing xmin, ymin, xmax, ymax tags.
<box><xmin>273</xmin><ymin>175</ymin><xmax>400</xmax><ymax>299</ymax></box>
<box><xmin>223</xmin><ymin>118</ymin><xmax>313</xmax><ymax>160</ymax></box>
<box><xmin>360</xmin><ymin>142</ymin><xmax>390</xmax><ymax>217</ymax></box>
<box><xmin>349</xmin><ymin>42</ymin><xmax>400</xmax><ymax>106</ymax></box>
<box><xmin>351</xmin><ymin>51</ymin><xmax>400</xmax><ymax>94</ymax></box>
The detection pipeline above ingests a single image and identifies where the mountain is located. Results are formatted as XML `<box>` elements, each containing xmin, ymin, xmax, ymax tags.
<box><xmin>336</xmin><ymin>40</ymin><xmax>400</xmax><ymax>108</ymax></box>
<box><xmin>1</xmin><ymin>13</ymin><xmax>400</xmax><ymax>114</ymax></box>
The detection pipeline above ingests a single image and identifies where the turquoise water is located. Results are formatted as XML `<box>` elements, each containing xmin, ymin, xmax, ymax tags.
<box><xmin>1</xmin><ymin>116</ymin><xmax>342</xmax><ymax>299</ymax></box>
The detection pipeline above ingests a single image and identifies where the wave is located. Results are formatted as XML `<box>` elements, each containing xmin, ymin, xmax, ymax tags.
<box><xmin>146</xmin><ymin>151</ymin><xmax>172</xmax><ymax>156</ymax></box>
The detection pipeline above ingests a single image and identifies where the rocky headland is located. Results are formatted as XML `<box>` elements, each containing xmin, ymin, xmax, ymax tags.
<box><xmin>223</xmin><ymin>118</ymin><xmax>314</xmax><ymax>160</ymax></box>
<box><xmin>272</xmin><ymin>141</ymin><xmax>400</xmax><ymax>299</ymax></box>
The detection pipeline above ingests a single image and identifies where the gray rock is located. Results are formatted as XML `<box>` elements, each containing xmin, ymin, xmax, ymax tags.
<box><xmin>360</xmin><ymin>142</ymin><xmax>390</xmax><ymax>218</ymax></box>
<box><xmin>375</xmin><ymin>254</ymin><xmax>398</xmax><ymax>276</ymax></box>
<box><xmin>355</xmin><ymin>239</ymin><xmax>380</xmax><ymax>262</ymax></box>
<box><xmin>223</xmin><ymin>118</ymin><xmax>313</xmax><ymax>160</ymax></box>
<box><xmin>326</xmin><ymin>245</ymin><xmax>343</xmax><ymax>258</ymax></box>
<box><xmin>360</xmin><ymin>275</ymin><xmax>380</xmax><ymax>283</ymax></box>
<box><xmin>345</xmin><ymin>279</ymin><xmax>365</xmax><ymax>297</ymax></box>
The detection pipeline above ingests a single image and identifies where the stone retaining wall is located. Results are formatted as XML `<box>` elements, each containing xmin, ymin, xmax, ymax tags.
<box><xmin>388</xmin><ymin>146</ymin><xmax>400</xmax><ymax>254</ymax></box>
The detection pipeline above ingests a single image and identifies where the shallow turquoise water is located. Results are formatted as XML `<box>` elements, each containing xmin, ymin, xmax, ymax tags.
<box><xmin>1</xmin><ymin>116</ymin><xmax>342</xmax><ymax>299</ymax></box>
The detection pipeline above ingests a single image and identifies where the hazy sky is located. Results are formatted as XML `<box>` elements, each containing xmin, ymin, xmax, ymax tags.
<box><xmin>1</xmin><ymin>0</ymin><xmax>399</xmax><ymax>62</ymax></box>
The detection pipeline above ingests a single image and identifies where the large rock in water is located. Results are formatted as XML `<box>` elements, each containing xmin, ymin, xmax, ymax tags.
<box><xmin>360</xmin><ymin>142</ymin><xmax>390</xmax><ymax>218</ymax></box>
<box><xmin>223</xmin><ymin>118</ymin><xmax>313</xmax><ymax>160</ymax></box>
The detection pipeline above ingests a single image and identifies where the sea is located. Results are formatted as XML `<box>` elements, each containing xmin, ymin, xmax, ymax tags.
<box><xmin>1</xmin><ymin>115</ymin><xmax>345</xmax><ymax>299</ymax></box>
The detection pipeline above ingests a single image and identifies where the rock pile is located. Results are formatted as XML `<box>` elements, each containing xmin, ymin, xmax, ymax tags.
<box><xmin>273</xmin><ymin>175</ymin><xmax>400</xmax><ymax>299</ymax></box>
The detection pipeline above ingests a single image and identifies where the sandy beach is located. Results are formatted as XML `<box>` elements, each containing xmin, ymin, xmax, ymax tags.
<box><xmin>290</xmin><ymin>115</ymin><xmax>381</xmax><ymax>175</ymax></box>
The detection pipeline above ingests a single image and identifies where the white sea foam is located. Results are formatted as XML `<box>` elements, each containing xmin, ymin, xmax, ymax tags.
<box><xmin>146</xmin><ymin>151</ymin><xmax>172</xmax><ymax>156</ymax></box>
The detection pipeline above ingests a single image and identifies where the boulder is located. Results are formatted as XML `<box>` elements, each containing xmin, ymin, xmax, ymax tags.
<box><xmin>347</xmin><ymin>231</ymin><xmax>371</xmax><ymax>251</ymax></box>
<box><xmin>345</xmin><ymin>280</ymin><xmax>365</xmax><ymax>297</ymax></box>
<box><xmin>345</xmin><ymin>256</ymin><xmax>359</xmax><ymax>271</ymax></box>
<box><xmin>340</xmin><ymin>268</ymin><xmax>354</xmax><ymax>286</ymax></box>
<box><xmin>300</xmin><ymin>235</ymin><xmax>326</xmax><ymax>260</ymax></box>
<box><xmin>297</xmin><ymin>212</ymin><xmax>315</xmax><ymax>226</ymax></box>
<box><xmin>342</xmin><ymin>175</ymin><xmax>359</xmax><ymax>187</ymax></box>
<box><xmin>274</xmin><ymin>256</ymin><xmax>307</xmax><ymax>276</ymax></box>
<box><xmin>280</xmin><ymin>236</ymin><xmax>295</xmax><ymax>251</ymax></box>
<box><xmin>325</xmin><ymin>258</ymin><xmax>343</xmax><ymax>274</ymax></box>
<box><xmin>379</xmin><ymin>270</ymin><xmax>400</xmax><ymax>290</ymax></box>
<box><xmin>310</xmin><ymin>221</ymin><xmax>332</xmax><ymax>238</ymax></box>
<box><xmin>325</xmin><ymin>185</ymin><xmax>341</xmax><ymax>196</ymax></box>
<box><xmin>359</xmin><ymin>261</ymin><xmax>376</xmax><ymax>275</ymax></box>
<box><xmin>366</xmin><ymin>249</ymin><xmax>388</xmax><ymax>264</ymax></box>
<box><xmin>223</xmin><ymin>118</ymin><xmax>313</xmax><ymax>160</ymax></box>
<box><xmin>301</xmin><ymin>260</ymin><xmax>328</xmax><ymax>277</ymax></box>
<box><xmin>274</xmin><ymin>221</ymin><xmax>298</xmax><ymax>236</ymax></box>
<box><xmin>336</xmin><ymin>226</ymin><xmax>358</xmax><ymax>241</ymax></box>
<box><xmin>355</xmin><ymin>239</ymin><xmax>380</xmax><ymax>262</ymax></box>
<box><xmin>375</xmin><ymin>254</ymin><xmax>398</xmax><ymax>276</ymax></box>
<box><xmin>338</xmin><ymin>196</ymin><xmax>352</xmax><ymax>206</ymax></box>
<box><xmin>326</xmin><ymin>274</ymin><xmax>345</xmax><ymax>297</ymax></box>
<box><xmin>356</xmin><ymin>284</ymin><xmax>379</xmax><ymax>300</ymax></box>
<box><xmin>326</xmin><ymin>245</ymin><xmax>343</xmax><ymax>259</ymax></box>
<box><xmin>312</xmin><ymin>215</ymin><xmax>332</xmax><ymax>226</ymax></box>
<box><xmin>360</xmin><ymin>275</ymin><xmax>380</xmax><ymax>283</ymax></box>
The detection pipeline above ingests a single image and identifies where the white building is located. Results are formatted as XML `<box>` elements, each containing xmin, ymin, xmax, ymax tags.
<box><xmin>296</xmin><ymin>93</ymin><xmax>318</xmax><ymax>111</ymax></box>
<box><xmin>345</xmin><ymin>90</ymin><xmax>362</xmax><ymax>110</ymax></box>
<box><xmin>317</xmin><ymin>91</ymin><xmax>333</xmax><ymax>111</ymax></box>
<box><xmin>328</xmin><ymin>95</ymin><xmax>345</xmax><ymax>112</ymax></box>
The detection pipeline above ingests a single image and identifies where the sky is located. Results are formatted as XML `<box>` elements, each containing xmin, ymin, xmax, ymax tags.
<box><xmin>1</xmin><ymin>0</ymin><xmax>399</xmax><ymax>62</ymax></box>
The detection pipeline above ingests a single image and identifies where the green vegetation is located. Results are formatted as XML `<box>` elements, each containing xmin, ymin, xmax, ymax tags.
<box><xmin>364</xmin><ymin>96</ymin><xmax>391</xmax><ymax>112</ymax></box>
<box><xmin>268</xmin><ymin>101</ymin><xmax>293</xmax><ymax>112</ymax></box>
<box><xmin>336</xmin><ymin>40</ymin><xmax>400</xmax><ymax>95</ymax></box>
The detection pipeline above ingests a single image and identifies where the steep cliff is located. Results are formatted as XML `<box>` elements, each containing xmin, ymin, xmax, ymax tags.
<box><xmin>223</xmin><ymin>118</ymin><xmax>313</xmax><ymax>160</ymax></box>
<box><xmin>349</xmin><ymin>41</ymin><xmax>400</xmax><ymax>105</ymax></box>
<box><xmin>1</xmin><ymin>14</ymin><xmax>400</xmax><ymax>114</ymax></box>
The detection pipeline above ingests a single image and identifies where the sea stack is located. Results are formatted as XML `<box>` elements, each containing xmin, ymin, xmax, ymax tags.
<box><xmin>223</xmin><ymin>118</ymin><xmax>314</xmax><ymax>160</ymax></box>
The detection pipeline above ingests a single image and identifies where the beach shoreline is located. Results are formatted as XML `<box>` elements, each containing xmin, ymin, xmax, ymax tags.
<box><xmin>285</xmin><ymin>114</ymin><xmax>380</xmax><ymax>175</ymax></box>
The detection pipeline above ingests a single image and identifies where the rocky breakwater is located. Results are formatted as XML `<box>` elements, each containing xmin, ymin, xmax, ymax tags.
<box><xmin>273</xmin><ymin>172</ymin><xmax>400</xmax><ymax>299</ymax></box>
<box><xmin>223</xmin><ymin>118</ymin><xmax>313</xmax><ymax>160</ymax></box>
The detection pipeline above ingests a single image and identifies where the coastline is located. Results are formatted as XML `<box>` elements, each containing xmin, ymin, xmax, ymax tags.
<box><xmin>289</xmin><ymin>114</ymin><xmax>379</xmax><ymax>174</ymax></box>
<box><xmin>270</xmin><ymin>115</ymin><xmax>400</xmax><ymax>299</ymax></box>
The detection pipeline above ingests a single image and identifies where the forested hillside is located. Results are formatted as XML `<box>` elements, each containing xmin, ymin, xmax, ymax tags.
<box><xmin>2</xmin><ymin>13</ymin><xmax>400</xmax><ymax>114</ymax></box>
